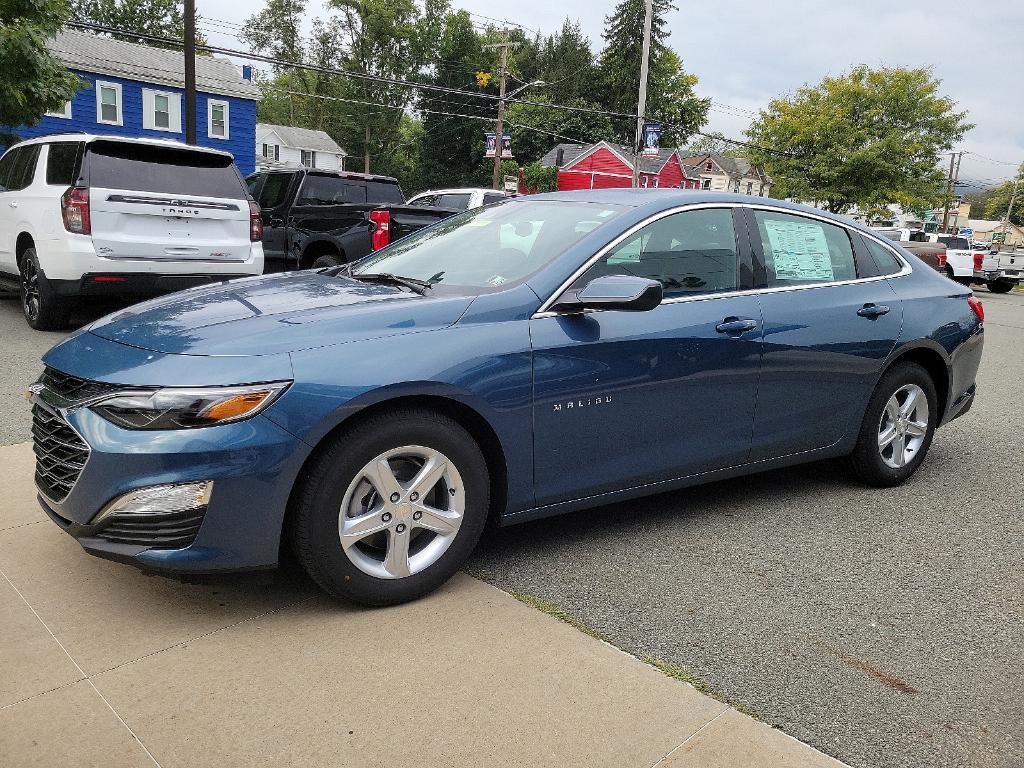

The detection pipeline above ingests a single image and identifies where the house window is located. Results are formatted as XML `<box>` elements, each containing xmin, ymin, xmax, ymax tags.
<box><xmin>46</xmin><ymin>101</ymin><xmax>72</xmax><ymax>119</ymax></box>
<box><xmin>733</xmin><ymin>180</ymin><xmax>740</xmax><ymax>193</ymax></box>
<box><xmin>746</xmin><ymin>182</ymin><xmax>753</xmax><ymax>195</ymax></box>
<box><xmin>701</xmin><ymin>178</ymin><xmax>711</xmax><ymax>190</ymax></box>
<box><xmin>96</xmin><ymin>82</ymin><xmax>122</xmax><ymax>125</ymax></box>
<box><xmin>300</xmin><ymin>150</ymin><xmax>317</xmax><ymax>168</ymax></box>
<box><xmin>759</xmin><ymin>184</ymin><xmax>766</xmax><ymax>197</ymax></box>
<box><xmin>262</xmin><ymin>143</ymin><xmax>280</xmax><ymax>161</ymax></box>
<box><xmin>142</xmin><ymin>89</ymin><xmax>180</xmax><ymax>132</ymax></box>
<box><xmin>705</xmin><ymin>161</ymin><xmax>713</xmax><ymax>171</ymax></box>
<box><xmin>208</xmin><ymin>100</ymin><xmax>229</xmax><ymax>139</ymax></box>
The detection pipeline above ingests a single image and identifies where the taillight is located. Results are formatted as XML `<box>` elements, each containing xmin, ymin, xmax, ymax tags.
<box><xmin>249</xmin><ymin>201</ymin><xmax>263</xmax><ymax>242</ymax></box>
<box><xmin>973</xmin><ymin>253</ymin><xmax>984</xmax><ymax>270</ymax></box>
<box><xmin>968</xmin><ymin>295</ymin><xmax>984</xmax><ymax>323</ymax></box>
<box><xmin>61</xmin><ymin>187</ymin><xmax>90</xmax><ymax>235</ymax></box>
<box><xmin>369</xmin><ymin>209</ymin><xmax>390</xmax><ymax>251</ymax></box>
<box><xmin>937</xmin><ymin>250</ymin><xmax>946</xmax><ymax>268</ymax></box>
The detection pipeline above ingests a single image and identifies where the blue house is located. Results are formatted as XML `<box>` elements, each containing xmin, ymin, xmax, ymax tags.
<box><xmin>13</xmin><ymin>29</ymin><xmax>259</xmax><ymax>174</ymax></box>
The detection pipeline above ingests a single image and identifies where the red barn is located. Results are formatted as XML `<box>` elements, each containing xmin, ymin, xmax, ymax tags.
<box><xmin>539</xmin><ymin>141</ymin><xmax>701</xmax><ymax>191</ymax></box>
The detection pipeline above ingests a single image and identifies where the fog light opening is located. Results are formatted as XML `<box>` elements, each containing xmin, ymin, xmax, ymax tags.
<box><xmin>93</xmin><ymin>481</ymin><xmax>213</xmax><ymax>525</ymax></box>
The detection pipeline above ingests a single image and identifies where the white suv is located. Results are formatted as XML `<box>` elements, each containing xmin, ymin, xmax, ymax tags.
<box><xmin>0</xmin><ymin>134</ymin><xmax>264</xmax><ymax>330</ymax></box>
<box><xmin>406</xmin><ymin>187</ymin><xmax>513</xmax><ymax>211</ymax></box>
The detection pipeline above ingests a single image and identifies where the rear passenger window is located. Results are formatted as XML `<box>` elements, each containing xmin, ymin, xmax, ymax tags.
<box><xmin>863</xmin><ymin>237</ymin><xmax>904</xmax><ymax>276</ymax></box>
<box><xmin>46</xmin><ymin>142</ymin><xmax>83</xmax><ymax>186</ymax></box>
<box><xmin>575</xmin><ymin>208</ymin><xmax>739</xmax><ymax>297</ymax></box>
<box><xmin>0</xmin><ymin>149</ymin><xmax>19</xmax><ymax>190</ymax></box>
<box><xmin>483</xmin><ymin>192</ymin><xmax>506</xmax><ymax>205</ymax></box>
<box><xmin>258</xmin><ymin>173</ymin><xmax>293</xmax><ymax>208</ymax></box>
<box><xmin>753</xmin><ymin>210</ymin><xmax>857</xmax><ymax>286</ymax></box>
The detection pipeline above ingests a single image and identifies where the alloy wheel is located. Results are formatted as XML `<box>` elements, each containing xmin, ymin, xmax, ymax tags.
<box><xmin>21</xmin><ymin>259</ymin><xmax>40</xmax><ymax>321</ymax></box>
<box><xmin>877</xmin><ymin>384</ymin><xmax>929</xmax><ymax>469</ymax></box>
<box><xmin>338</xmin><ymin>445</ymin><xmax>465</xmax><ymax>579</ymax></box>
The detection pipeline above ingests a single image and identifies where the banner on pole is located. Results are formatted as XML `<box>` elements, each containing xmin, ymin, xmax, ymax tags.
<box><xmin>641</xmin><ymin>122</ymin><xmax>663</xmax><ymax>157</ymax></box>
<box><xmin>485</xmin><ymin>132</ymin><xmax>513</xmax><ymax>159</ymax></box>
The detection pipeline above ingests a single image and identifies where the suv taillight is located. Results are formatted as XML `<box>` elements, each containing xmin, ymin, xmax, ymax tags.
<box><xmin>61</xmin><ymin>187</ymin><xmax>90</xmax><ymax>235</ymax></box>
<box><xmin>973</xmin><ymin>253</ymin><xmax>985</xmax><ymax>270</ymax></box>
<box><xmin>249</xmin><ymin>201</ymin><xmax>263</xmax><ymax>242</ymax></box>
<box><xmin>968</xmin><ymin>295</ymin><xmax>984</xmax><ymax>323</ymax></box>
<box><xmin>369</xmin><ymin>209</ymin><xmax>390</xmax><ymax>251</ymax></box>
<box><xmin>937</xmin><ymin>250</ymin><xmax>947</xmax><ymax>268</ymax></box>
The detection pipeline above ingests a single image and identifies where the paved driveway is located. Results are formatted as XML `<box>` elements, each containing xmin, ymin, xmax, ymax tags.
<box><xmin>1</xmin><ymin>289</ymin><xmax>1021</xmax><ymax>768</ymax></box>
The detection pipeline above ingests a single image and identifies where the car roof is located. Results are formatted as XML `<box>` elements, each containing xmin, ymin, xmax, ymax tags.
<box><xmin>410</xmin><ymin>188</ymin><xmax>500</xmax><ymax>197</ymax></box>
<box><xmin>14</xmin><ymin>133</ymin><xmax>233</xmax><ymax>158</ymax></box>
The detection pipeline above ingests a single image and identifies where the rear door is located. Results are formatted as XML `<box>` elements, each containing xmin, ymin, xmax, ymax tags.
<box><xmin>744</xmin><ymin>207</ymin><xmax>903</xmax><ymax>460</ymax></box>
<box><xmin>0</xmin><ymin>147</ymin><xmax>24</xmax><ymax>273</ymax></box>
<box><xmin>252</xmin><ymin>171</ymin><xmax>299</xmax><ymax>264</ymax></box>
<box><xmin>84</xmin><ymin>141</ymin><xmax>251</xmax><ymax>263</ymax></box>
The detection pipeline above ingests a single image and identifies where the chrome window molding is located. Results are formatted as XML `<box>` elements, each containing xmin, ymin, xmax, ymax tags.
<box><xmin>532</xmin><ymin>202</ymin><xmax>913</xmax><ymax>319</ymax></box>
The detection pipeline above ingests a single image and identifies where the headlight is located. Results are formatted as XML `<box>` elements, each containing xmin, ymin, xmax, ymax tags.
<box><xmin>90</xmin><ymin>382</ymin><xmax>290</xmax><ymax>430</ymax></box>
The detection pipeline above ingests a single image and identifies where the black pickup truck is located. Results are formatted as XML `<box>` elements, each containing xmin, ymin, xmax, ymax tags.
<box><xmin>245</xmin><ymin>168</ymin><xmax>458</xmax><ymax>271</ymax></box>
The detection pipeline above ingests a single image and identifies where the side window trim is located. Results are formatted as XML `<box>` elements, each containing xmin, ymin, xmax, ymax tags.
<box><xmin>850</xmin><ymin>232</ymin><xmax>881</xmax><ymax>279</ymax></box>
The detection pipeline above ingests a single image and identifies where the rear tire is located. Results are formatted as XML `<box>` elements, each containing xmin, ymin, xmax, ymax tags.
<box><xmin>849</xmin><ymin>362</ymin><xmax>937</xmax><ymax>487</ymax></box>
<box><xmin>20</xmin><ymin>249</ymin><xmax>70</xmax><ymax>331</ymax></box>
<box><xmin>986</xmin><ymin>279</ymin><xmax>1014</xmax><ymax>294</ymax></box>
<box><xmin>290</xmin><ymin>408</ymin><xmax>490</xmax><ymax>606</ymax></box>
<box><xmin>311</xmin><ymin>254</ymin><xmax>342</xmax><ymax>269</ymax></box>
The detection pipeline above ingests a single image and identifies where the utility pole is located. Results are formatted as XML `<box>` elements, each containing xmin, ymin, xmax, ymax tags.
<box><xmin>184</xmin><ymin>0</ymin><xmax>197</xmax><ymax>145</ymax></box>
<box><xmin>631</xmin><ymin>0</ymin><xmax>654</xmax><ymax>188</ymax></box>
<box><xmin>997</xmin><ymin>170</ymin><xmax>1021</xmax><ymax>250</ymax></box>
<box><xmin>940</xmin><ymin>152</ymin><xmax>957</xmax><ymax>234</ymax></box>
<box><xmin>483</xmin><ymin>32</ymin><xmax>518</xmax><ymax>191</ymax></box>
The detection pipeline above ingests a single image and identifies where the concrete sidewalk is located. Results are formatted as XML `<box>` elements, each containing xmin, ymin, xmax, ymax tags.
<box><xmin>0</xmin><ymin>441</ymin><xmax>845</xmax><ymax>768</ymax></box>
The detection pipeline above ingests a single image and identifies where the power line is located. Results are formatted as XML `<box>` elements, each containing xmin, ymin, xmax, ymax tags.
<box><xmin>67</xmin><ymin>20</ymin><xmax>790</xmax><ymax>156</ymax></box>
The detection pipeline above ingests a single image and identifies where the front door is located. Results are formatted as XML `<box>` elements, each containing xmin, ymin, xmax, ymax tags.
<box><xmin>255</xmin><ymin>172</ymin><xmax>299</xmax><ymax>266</ymax></box>
<box><xmin>743</xmin><ymin>207</ymin><xmax>904</xmax><ymax>459</ymax></box>
<box><xmin>531</xmin><ymin>206</ymin><xmax>763</xmax><ymax>507</ymax></box>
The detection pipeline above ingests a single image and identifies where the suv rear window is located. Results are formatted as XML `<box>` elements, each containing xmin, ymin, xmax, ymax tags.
<box><xmin>46</xmin><ymin>142</ymin><xmax>84</xmax><ymax>186</ymax></box>
<box><xmin>938</xmin><ymin>236</ymin><xmax>969</xmax><ymax>250</ymax></box>
<box><xmin>84</xmin><ymin>141</ymin><xmax>245</xmax><ymax>198</ymax></box>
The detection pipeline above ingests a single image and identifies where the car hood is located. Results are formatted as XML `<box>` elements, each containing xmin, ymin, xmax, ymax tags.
<box><xmin>87</xmin><ymin>272</ymin><xmax>476</xmax><ymax>356</ymax></box>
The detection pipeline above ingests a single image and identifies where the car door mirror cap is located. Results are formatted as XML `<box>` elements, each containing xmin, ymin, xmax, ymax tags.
<box><xmin>553</xmin><ymin>275</ymin><xmax>663</xmax><ymax>313</ymax></box>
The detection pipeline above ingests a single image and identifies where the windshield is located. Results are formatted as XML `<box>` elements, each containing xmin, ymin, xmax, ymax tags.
<box><xmin>351</xmin><ymin>200</ymin><xmax>626</xmax><ymax>289</ymax></box>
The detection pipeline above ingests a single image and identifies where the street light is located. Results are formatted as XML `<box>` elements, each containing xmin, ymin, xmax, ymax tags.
<box><xmin>506</xmin><ymin>80</ymin><xmax>546</xmax><ymax>99</ymax></box>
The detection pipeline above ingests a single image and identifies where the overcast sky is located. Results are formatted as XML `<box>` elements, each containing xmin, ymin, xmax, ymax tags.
<box><xmin>198</xmin><ymin>0</ymin><xmax>1024</xmax><ymax>188</ymax></box>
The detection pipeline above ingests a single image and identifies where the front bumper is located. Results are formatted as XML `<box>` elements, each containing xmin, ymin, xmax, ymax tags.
<box><xmin>32</xmin><ymin>394</ymin><xmax>311</xmax><ymax>574</ymax></box>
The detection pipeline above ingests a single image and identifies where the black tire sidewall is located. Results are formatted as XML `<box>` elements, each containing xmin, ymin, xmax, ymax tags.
<box><xmin>851</xmin><ymin>362</ymin><xmax>938</xmax><ymax>486</ymax></box>
<box><xmin>986</xmin><ymin>280</ymin><xmax>1013</xmax><ymax>294</ymax></box>
<box><xmin>295</xmin><ymin>411</ymin><xmax>489</xmax><ymax>606</ymax></box>
<box><xmin>20</xmin><ymin>249</ymin><xmax>68</xmax><ymax>331</ymax></box>
<box><xmin>311</xmin><ymin>254</ymin><xmax>341</xmax><ymax>269</ymax></box>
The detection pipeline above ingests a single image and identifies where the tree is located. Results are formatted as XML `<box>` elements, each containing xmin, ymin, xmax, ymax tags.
<box><xmin>1</xmin><ymin>0</ymin><xmax>80</xmax><ymax>143</ymax></box>
<box><xmin>73</xmin><ymin>0</ymin><xmax>207</xmax><ymax>48</ymax></box>
<box><xmin>981</xmin><ymin>166</ymin><xmax>1024</xmax><ymax>226</ymax></box>
<box><xmin>536</xmin><ymin>19</ymin><xmax>596</xmax><ymax>105</ymax></box>
<box><xmin>240</xmin><ymin>0</ymin><xmax>306</xmax><ymax>67</ymax></box>
<box><xmin>596</xmin><ymin>0</ymin><xmax>708</xmax><ymax>146</ymax></box>
<box><xmin>746</xmin><ymin>65</ymin><xmax>973</xmax><ymax>214</ymax></box>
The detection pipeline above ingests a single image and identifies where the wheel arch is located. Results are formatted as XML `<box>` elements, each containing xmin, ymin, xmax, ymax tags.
<box><xmin>15</xmin><ymin>232</ymin><xmax>35</xmax><ymax>268</ymax></box>
<box><xmin>299</xmin><ymin>239</ymin><xmax>343</xmax><ymax>269</ymax></box>
<box><xmin>280</xmin><ymin>391</ymin><xmax>510</xmax><ymax>554</ymax></box>
<box><xmin>883</xmin><ymin>342</ymin><xmax>951</xmax><ymax>423</ymax></box>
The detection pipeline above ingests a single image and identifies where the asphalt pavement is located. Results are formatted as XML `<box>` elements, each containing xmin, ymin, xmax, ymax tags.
<box><xmin>0</xmin><ymin>288</ymin><xmax>1021</xmax><ymax>768</ymax></box>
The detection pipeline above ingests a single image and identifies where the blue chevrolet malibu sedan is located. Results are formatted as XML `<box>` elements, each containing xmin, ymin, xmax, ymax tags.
<box><xmin>31</xmin><ymin>191</ymin><xmax>984</xmax><ymax>605</ymax></box>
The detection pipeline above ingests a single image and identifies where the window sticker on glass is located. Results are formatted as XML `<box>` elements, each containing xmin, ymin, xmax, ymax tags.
<box><xmin>763</xmin><ymin>219</ymin><xmax>835</xmax><ymax>281</ymax></box>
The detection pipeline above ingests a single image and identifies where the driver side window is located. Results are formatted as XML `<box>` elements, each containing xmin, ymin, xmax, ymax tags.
<box><xmin>573</xmin><ymin>208</ymin><xmax>739</xmax><ymax>297</ymax></box>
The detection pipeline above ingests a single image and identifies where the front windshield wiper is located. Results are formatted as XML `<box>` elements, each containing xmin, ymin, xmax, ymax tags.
<box><xmin>349</xmin><ymin>272</ymin><xmax>432</xmax><ymax>295</ymax></box>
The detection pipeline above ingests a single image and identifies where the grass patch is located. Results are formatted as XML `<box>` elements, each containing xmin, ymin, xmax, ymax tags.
<box><xmin>461</xmin><ymin>565</ymin><xmax>494</xmax><ymax>582</ymax></box>
<box><xmin>644</xmin><ymin>657</ymin><xmax>712</xmax><ymax>694</ymax></box>
<box><xmin>507</xmin><ymin>590</ymin><xmax>607</xmax><ymax>642</ymax></box>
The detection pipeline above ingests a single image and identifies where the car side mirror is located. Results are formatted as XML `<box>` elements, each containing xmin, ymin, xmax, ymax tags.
<box><xmin>552</xmin><ymin>275</ymin><xmax>663</xmax><ymax>313</ymax></box>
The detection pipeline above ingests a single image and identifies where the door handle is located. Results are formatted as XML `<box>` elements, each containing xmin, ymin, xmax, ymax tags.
<box><xmin>857</xmin><ymin>303</ymin><xmax>890</xmax><ymax>318</ymax></box>
<box><xmin>7</xmin><ymin>201</ymin><xmax>17</xmax><ymax>208</ymax></box>
<box><xmin>715</xmin><ymin>317</ymin><xmax>758</xmax><ymax>334</ymax></box>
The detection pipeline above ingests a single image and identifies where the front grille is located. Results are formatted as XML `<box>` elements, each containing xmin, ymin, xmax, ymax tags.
<box><xmin>96</xmin><ymin>509</ymin><xmax>206</xmax><ymax>549</ymax></box>
<box><xmin>32</xmin><ymin>405</ymin><xmax>89</xmax><ymax>502</ymax></box>
<box><xmin>38</xmin><ymin>367</ymin><xmax>120</xmax><ymax>403</ymax></box>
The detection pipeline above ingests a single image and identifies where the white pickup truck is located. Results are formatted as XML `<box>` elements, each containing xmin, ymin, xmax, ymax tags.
<box><xmin>971</xmin><ymin>245</ymin><xmax>1022</xmax><ymax>294</ymax></box>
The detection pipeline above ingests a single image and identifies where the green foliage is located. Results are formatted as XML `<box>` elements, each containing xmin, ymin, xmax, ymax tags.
<box><xmin>746</xmin><ymin>65</ymin><xmax>973</xmax><ymax>214</ymax></box>
<box><xmin>73</xmin><ymin>0</ymin><xmax>207</xmax><ymax>48</ymax></box>
<box><xmin>981</xmin><ymin>168</ymin><xmax>1024</xmax><ymax>226</ymax></box>
<box><xmin>1</xmin><ymin>0</ymin><xmax>80</xmax><ymax>137</ymax></box>
<box><xmin>522</xmin><ymin>163</ymin><xmax>558</xmax><ymax>193</ymax></box>
<box><xmin>596</xmin><ymin>0</ymin><xmax>708</xmax><ymax>146</ymax></box>
<box><xmin>685</xmin><ymin>131</ymin><xmax>745</xmax><ymax>157</ymax></box>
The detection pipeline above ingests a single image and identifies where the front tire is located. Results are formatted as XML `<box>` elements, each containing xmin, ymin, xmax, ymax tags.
<box><xmin>849</xmin><ymin>362</ymin><xmax>937</xmax><ymax>487</ymax></box>
<box><xmin>290</xmin><ymin>408</ymin><xmax>490</xmax><ymax>606</ymax></box>
<box><xmin>20</xmin><ymin>249</ymin><xmax>70</xmax><ymax>331</ymax></box>
<box><xmin>986</xmin><ymin>279</ymin><xmax>1014</xmax><ymax>294</ymax></box>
